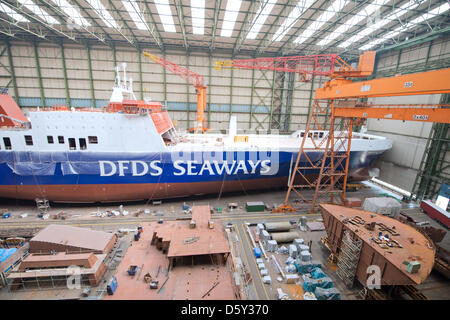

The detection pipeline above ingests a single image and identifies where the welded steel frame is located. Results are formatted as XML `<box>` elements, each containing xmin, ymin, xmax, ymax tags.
<box><xmin>284</xmin><ymin>98</ymin><xmax>354</xmax><ymax>213</ymax></box>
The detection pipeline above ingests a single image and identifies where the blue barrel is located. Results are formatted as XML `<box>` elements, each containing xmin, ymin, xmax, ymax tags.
<box><xmin>253</xmin><ymin>247</ymin><xmax>262</xmax><ymax>258</ymax></box>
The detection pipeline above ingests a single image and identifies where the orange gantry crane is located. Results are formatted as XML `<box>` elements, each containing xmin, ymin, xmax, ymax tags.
<box><xmin>143</xmin><ymin>52</ymin><xmax>208</xmax><ymax>134</ymax></box>
<box><xmin>283</xmin><ymin>65</ymin><xmax>450</xmax><ymax>214</ymax></box>
<box><xmin>216</xmin><ymin>52</ymin><xmax>450</xmax><ymax>213</ymax></box>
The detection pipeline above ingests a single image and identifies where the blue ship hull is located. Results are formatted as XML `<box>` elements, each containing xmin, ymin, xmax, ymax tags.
<box><xmin>0</xmin><ymin>150</ymin><xmax>381</xmax><ymax>202</ymax></box>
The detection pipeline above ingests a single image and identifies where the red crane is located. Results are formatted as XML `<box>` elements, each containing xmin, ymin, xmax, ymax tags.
<box><xmin>215</xmin><ymin>52</ymin><xmax>376</xmax><ymax>81</ymax></box>
<box><xmin>143</xmin><ymin>52</ymin><xmax>208</xmax><ymax>133</ymax></box>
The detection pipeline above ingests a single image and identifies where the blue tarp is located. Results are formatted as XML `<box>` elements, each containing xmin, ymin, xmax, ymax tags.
<box><xmin>314</xmin><ymin>287</ymin><xmax>341</xmax><ymax>300</ymax></box>
<box><xmin>0</xmin><ymin>248</ymin><xmax>18</xmax><ymax>263</ymax></box>
<box><xmin>303</xmin><ymin>277</ymin><xmax>334</xmax><ymax>292</ymax></box>
<box><xmin>310</xmin><ymin>267</ymin><xmax>327</xmax><ymax>279</ymax></box>
<box><xmin>294</xmin><ymin>261</ymin><xmax>321</xmax><ymax>274</ymax></box>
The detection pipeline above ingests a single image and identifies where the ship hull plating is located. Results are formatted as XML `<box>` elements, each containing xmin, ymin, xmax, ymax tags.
<box><xmin>0</xmin><ymin>150</ymin><xmax>381</xmax><ymax>202</ymax></box>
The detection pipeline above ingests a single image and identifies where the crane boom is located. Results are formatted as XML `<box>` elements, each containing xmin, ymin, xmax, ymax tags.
<box><xmin>215</xmin><ymin>51</ymin><xmax>376</xmax><ymax>80</ymax></box>
<box><xmin>143</xmin><ymin>52</ymin><xmax>205</xmax><ymax>87</ymax></box>
<box><xmin>143</xmin><ymin>51</ymin><xmax>207</xmax><ymax>133</ymax></box>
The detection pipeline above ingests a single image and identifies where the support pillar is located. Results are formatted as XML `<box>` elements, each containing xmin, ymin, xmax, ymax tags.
<box><xmin>6</xmin><ymin>41</ymin><xmax>19</xmax><ymax>104</ymax></box>
<box><xmin>86</xmin><ymin>45</ymin><xmax>96</xmax><ymax>108</ymax></box>
<box><xmin>60</xmin><ymin>43</ymin><xmax>71</xmax><ymax>108</ymax></box>
<box><xmin>33</xmin><ymin>42</ymin><xmax>46</xmax><ymax>108</ymax></box>
<box><xmin>138</xmin><ymin>48</ymin><xmax>143</xmax><ymax>100</ymax></box>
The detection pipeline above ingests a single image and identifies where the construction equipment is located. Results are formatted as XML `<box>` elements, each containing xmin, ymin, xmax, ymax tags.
<box><xmin>149</xmin><ymin>279</ymin><xmax>159</xmax><ymax>289</ymax></box>
<box><xmin>219</xmin><ymin>51</ymin><xmax>450</xmax><ymax>213</ymax></box>
<box><xmin>143</xmin><ymin>273</ymin><xmax>152</xmax><ymax>283</ymax></box>
<box><xmin>106</xmin><ymin>276</ymin><xmax>118</xmax><ymax>295</ymax></box>
<box><xmin>286</xmin><ymin>63</ymin><xmax>450</xmax><ymax>213</ymax></box>
<box><xmin>215</xmin><ymin>52</ymin><xmax>375</xmax><ymax>82</ymax></box>
<box><xmin>35</xmin><ymin>198</ymin><xmax>50</xmax><ymax>215</ymax></box>
<box><xmin>127</xmin><ymin>265</ymin><xmax>138</xmax><ymax>276</ymax></box>
<box><xmin>271</xmin><ymin>204</ymin><xmax>296</xmax><ymax>214</ymax></box>
<box><xmin>143</xmin><ymin>52</ymin><xmax>208</xmax><ymax>134</ymax></box>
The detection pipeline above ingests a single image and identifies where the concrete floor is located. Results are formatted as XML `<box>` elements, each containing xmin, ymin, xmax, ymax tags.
<box><xmin>0</xmin><ymin>181</ymin><xmax>449</xmax><ymax>300</ymax></box>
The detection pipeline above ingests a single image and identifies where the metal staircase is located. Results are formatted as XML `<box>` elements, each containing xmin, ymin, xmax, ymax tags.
<box><xmin>336</xmin><ymin>231</ymin><xmax>362</xmax><ymax>288</ymax></box>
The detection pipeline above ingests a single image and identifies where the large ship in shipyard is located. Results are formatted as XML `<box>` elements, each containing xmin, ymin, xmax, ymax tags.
<box><xmin>0</xmin><ymin>66</ymin><xmax>392</xmax><ymax>203</ymax></box>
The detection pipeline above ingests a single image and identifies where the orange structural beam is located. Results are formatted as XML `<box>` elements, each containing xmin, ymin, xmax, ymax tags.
<box><xmin>316</xmin><ymin>68</ymin><xmax>450</xmax><ymax>99</ymax></box>
<box><xmin>334</xmin><ymin>107</ymin><xmax>450</xmax><ymax>123</ymax></box>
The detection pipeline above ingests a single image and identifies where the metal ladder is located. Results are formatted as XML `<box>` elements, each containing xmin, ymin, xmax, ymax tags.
<box><xmin>336</xmin><ymin>231</ymin><xmax>362</xmax><ymax>288</ymax></box>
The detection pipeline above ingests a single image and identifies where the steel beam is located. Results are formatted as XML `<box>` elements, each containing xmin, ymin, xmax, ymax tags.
<box><xmin>174</xmin><ymin>0</ymin><xmax>189</xmax><ymax>49</ymax></box>
<box><xmin>334</xmin><ymin>107</ymin><xmax>450</xmax><ymax>123</ymax></box>
<box><xmin>106</xmin><ymin>0</ymin><xmax>139</xmax><ymax>47</ymax></box>
<box><xmin>86</xmin><ymin>45</ymin><xmax>96</xmax><ymax>108</ymax></box>
<box><xmin>210</xmin><ymin>0</ymin><xmax>222</xmax><ymax>50</ymax></box>
<box><xmin>141</xmin><ymin>0</ymin><xmax>164</xmax><ymax>49</ymax></box>
<box><xmin>207</xmin><ymin>53</ymin><xmax>212</xmax><ymax>126</ymax></box>
<box><xmin>71</xmin><ymin>0</ymin><xmax>113</xmax><ymax>46</ymax></box>
<box><xmin>269</xmin><ymin>69</ymin><xmax>275</xmax><ymax>131</ymax></box>
<box><xmin>375</xmin><ymin>27</ymin><xmax>450</xmax><ymax>54</ymax></box>
<box><xmin>316</xmin><ymin>68</ymin><xmax>450</xmax><ymax>100</ymax></box>
<box><xmin>5</xmin><ymin>40</ymin><xmax>19</xmax><ymax>103</ymax></box>
<box><xmin>38</xmin><ymin>0</ymin><xmax>107</xmax><ymax>45</ymax></box>
<box><xmin>186</xmin><ymin>53</ymin><xmax>190</xmax><ymax>129</ymax></box>
<box><xmin>255</xmin><ymin>0</ymin><xmax>297</xmax><ymax>54</ymax></box>
<box><xmin>395</xmin><ymin>49</ymin><xmax>402</xmax><ymax>74</ymax></box>
<box><xmin>60</xmin><ymin>42</ymin><xmax>71</xmax><ymax>108</ymax></box>
<box><xmin>249</xmin><ymin>65</ymin><xmax>255</xmax><ymax>129</ymax></box>
<box><xmin>33</xmin><ymin>42</ymin><xmax>46</xmax><ymax>107</ymax></box>
<box><xmin>138</xmin><ymin>48</ymin><xmax>143</xmax><ymax>100</ymax></box>
<box><xmin>277</xmin><ymin>0</ymin><xmax>329</xmax><ymax>55</ymax></box>
<box><xmin>286</xmin><ymin>71</ymin><xmax>295</xmax><ymax>131</ymax></box>
<box><xmin>233</xmin><ymin>0</ymin><xmax>263</xmax><ymax>55</ymax></box>
<box><xmin>305</xmin><ymin>75</ymin><xmax>315</xmax><ymax>122</ymax></box>
<box><xmin>229</xmin><ymin>59</ymin><xmax>234</xmax><ymax>120</ymax></box>
<box><xmin>163</xmin><ymin>51</ymin><xmax>167</xmax><ymax>103</ymax></box>
<box><xmin>6</xmin><ymin>0</ymin><xmax>79</xmax><ymax>42</ymax></box>
<box><xmin>112</xmin><ymin>45</ymin><xmax>117</xmax><ymax>68</ymax></box>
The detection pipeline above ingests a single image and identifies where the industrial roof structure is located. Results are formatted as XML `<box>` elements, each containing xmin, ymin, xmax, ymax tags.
<box><xmin>0</xmin><ymin>0</ymin><xmax>448</xmax><ymax>58</ymax></box>
<box><xmin>29</xmin><ymin>224</ymin><xmax>117</xmax><ymax>253</ymax></box>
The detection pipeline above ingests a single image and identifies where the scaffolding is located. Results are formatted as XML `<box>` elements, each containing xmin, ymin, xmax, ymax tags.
<box><xmin>336</xmin><ymin>231</ymin><xmax>362</xmax><ymax>288</ymax></box>
<box><xmin>7</xmin><ymin>270</ymin><xmax>92</xmax><ymax>291</ymax></box>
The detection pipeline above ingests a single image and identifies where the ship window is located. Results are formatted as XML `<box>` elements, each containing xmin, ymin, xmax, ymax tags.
<box><xmin>88</xmin><ymin>136</ymin><xmax>98</xmax><ymax>144</ymax></box>
<box><xmin>24</xmin><ymin>135</ymin><xmax>33</xmax><ymax>146</ymax></box>
<box><xmin>47</xmin><ymin>136</ymin><xmax>54</xmax><ymax>144</ymax></box>
<box><xmin>3</xmin><ymin>137</ymin><xmax>11</xmax><ymax>150</ymax></box>
<box><xmin>68</xmin><ymin>138</ymin><xmax>76</xmax><ymax>150</ymax></box>
<box><xmin>300</xmin><ymin>132</ymin><xmax>305</xmax><ymax>137</ymax></box>
<box><xmin>58</xmin><ymin>136</ymin><xmax>64</xmax><ymax>144</ymax></box>
<box><xmin>319</xmin><ymin>132</ymin><xmax>324</xmax><ymax>138</ymax></box>
<box><xmin>79</xmin><ymin>138</ymin><xmax>87</xmax><ymax>150</ymax></box>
